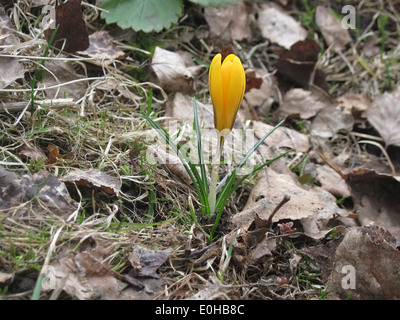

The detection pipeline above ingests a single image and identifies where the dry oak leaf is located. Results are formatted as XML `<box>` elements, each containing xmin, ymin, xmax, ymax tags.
<box><xmin>336</xmin><ymin>92</ymin><xmax>372</xmax><ymax>118</ymax></box>
<box><xmin>151</xmin><ymin>47</ymin><xmax>203</xmax><ymax>95</ymax></box>
<box><xmin>257</xmin><ymin>5</ymin><xmax>307</xmax><ymax>49</ymax></box>
<box><xmin>48</xmin><ymin>144</ymin><xmax>74</xmax><ymax>164</ymax></box>
<box><xmin>61</xmin><ymin>168</ymin><xmax>121</xmax><ymax>196</ymax></box>
<box><xmin>43</xmin><ymin>60</ymin><xmax>88</xmax><ymax>101</ymax></box>
<box><xmin>276</xmin><ymin>40</ymin><xmax>329</xmax><ymax>91</ymax></box>
<box><xmin>44</xmin><ymin>0</ymin><xmax>89</xmax><ymax>53</ymax></box>
<box><xmin>94</xmin><ymin>78</ymin><xmax>142</xmax><ymax>102</ymax></box>
<box><xmin>315</xmin><ymin>6</ymin><xmax>352</xmax><ymax>53</ymax></box>
<box><xmin>232</xmin><ymin>168</ymin><xmax>321</xmax><ymax>232</ymax></box>
<box><xmin>278</xmin><ymin>88</ymin><xmax>328</xmax><ymax>119</ymax></box>
<box><xmin>47</xmin><ymin>241</ymin><xmax>165</xmax><ymax>300</ymax></box>
<box><xmin>0</xmin><ymin>168</ymin><xmax>78</xmax><ymax>221</ymax></box>
<box><xmin>327</xmin><ymin>225</ymin><xmax>400</xmax><ymax>299</ymax></box>
<box><xmin>128</xmin><ymin>245</ymin><xmax>173</xmax><ymax>278</ymax></box>
<box><xmin>252</xmin><ymin>120</ymin><xmax>310</xmax><ymax>153</ymax></box>
<box><xmin>77</xmin><ymin>31</ymin><xmax>125</xmax><ymax>64</ymax></box>
<box><xmin>311</xmin><ymin>105</ymin><xmax>354</xmax><ymax>138</ymax></box>
<box><xmin>232</xmin><ymin>168</ymin><xmax>348</xmax><ymax>239</ymax></box>
<box><xmin>367</xmin><ymin>86</ymin><xmax>400</xmax><ymax>147</ymax></box>
<box><xmin>146</xmin><ymin>145</ymin><xmax>192</xmax><ymax>184</ymax></box>
<box><xmin>343</xmin><ymin>168</ymin><xmax>400</xmax><ymax>227</ymax></box>
<box><xmin>204</xmin><ymin>2</ymin><xmax>251</xmax><ymax>41</ymax></box>
<box><xmin>244</xmin><ymin>68</ymin><xmax>276</xmax><ymax>116</ymax></box>
<box><xmin>316</xmin><ymin>164</ymin><xmax>351</xmax><ymax>198</ymax></box>
<box><xmin>0</xmin><ymin>7</ymin><xmax>25</xmax><ymax>89</ymax></box>
<box><xmin>165</xmin><ymin>92</ymin><xmax>214</xmax><ymax>129</ymax></box>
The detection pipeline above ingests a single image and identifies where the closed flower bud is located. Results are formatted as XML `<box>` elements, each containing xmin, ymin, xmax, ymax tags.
<box><xmin>209</xmin><ymin>53</ymin><xmax>246</xmax><ymax>135</ymax></box>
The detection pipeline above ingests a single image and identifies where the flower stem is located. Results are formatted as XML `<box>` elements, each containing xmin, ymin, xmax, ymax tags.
<box><xmin>208</xmin><ymin>135</ymin><xmax>223</xmax><ymax>216</ymax></box>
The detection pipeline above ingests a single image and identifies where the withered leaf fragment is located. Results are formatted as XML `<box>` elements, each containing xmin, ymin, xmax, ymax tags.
<box><xmin>44</xmin><ymin>0</ymin><xmax>89</xmax><ymax>53</ymax></box>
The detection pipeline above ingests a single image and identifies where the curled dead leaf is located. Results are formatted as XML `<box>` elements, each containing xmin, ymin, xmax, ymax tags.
<box><xmin>48</xmin><ymin>144</ymin><xmax>74</xmax><ymax>164</ymax></box>
<box><xmin>233</xmin><ymin>167</ymin><xmax>348</xmax><ymax>239</ymax></box>
<box><xmin>253</xmin><ymin>120</ymin><xmax>310</xmax><ymax>154</ymax></box>
<box><xmin>128</xmin><ymin>245</ymin><xmax>173</xmax><ymax>278</ymax></box>
<box><xmin>311</xmin><ymin>105</ymin><xmax>354</xmax><ymax>138</ymax></box>
<box><xmin>151</xmin><ymin>47</ymin><xmax>203</xmax><ymax>95</ymax></box>
<box><xmin>44</xmin><ymin>0</ymin><xmax>89</xmax><ymax>53</ymax></box>
<box><xmin>316</xmin><ymin>165</ymin><xmax>351</xmax><ymax>198</ymax></box>
<box><xmin>204</xmin><ymin>2</ymin><xmax>252</xmax><ymax>42</ymax></box>
<box><xmin>343</xmin><ymin>168</ymin><xmax>400</xmax><ymax>227</ymax></box>
<box><xmin>315</xmin><ymin>6</ymin><xmax>352</xmax><ymax>53</ymax></box>
<box><xmin>278</xmin><ymin>88</ymin><xmax>328</xmax><ymax>119</ymax></box>
<box><xmin>367</xmin><ymin>86</ymin><xmax>400</xmax><ymax>147</ymax></box>
<box><xmin>328</xmin><ymin>225</ymin><xmax>400</xmax><ymax>299</ymax></box>
<box><xmin>61</xmin><ymin>168</ymin><xmax>121</xmax><ymax>196</ymax></box>
<box><xmin>277</xmin><ymin>39</ymin><xmax>328</xmax><ymax>91</ymax></box>
<box><xmin>77</xmin><ymin>31</ymin><xmax>125</xmax><ymax>64</ymax></box>
<box><xmin>258</xmin><ymin>5</ymin><xmax>307</xmax><ymax>49</ymax></box>
<box><xmin>47</xmin><ymin>239</ymin><xmax>165</xmax><ymax>300</ymax></box>
<box><xmin>0</xmin><ymin>168</ymin><xmax>78</xmax><ymax>221</ymax></box>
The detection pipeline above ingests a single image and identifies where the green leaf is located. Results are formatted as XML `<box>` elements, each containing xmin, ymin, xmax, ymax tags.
<box><xmin>193</xmin><ymin>98</ymin><xmax>208</xmax><ymax>199</ymax></box>
<box><xmin>140</xmin><ymin>112</ymin><xmax>209</xmax><ymax>214</ymax></box>
<box><xmin>100</xmin><ymin>0</ymin><xmax>183</xmax><ymax>32</ymax></box>
<box><xmin>188</xmin><ymin>0</ymin><xmax>240</xmax><ymax>7</ymax></box>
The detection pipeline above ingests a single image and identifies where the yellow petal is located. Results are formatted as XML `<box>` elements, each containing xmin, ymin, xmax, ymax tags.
<box><xmin>209</xmin><ymin>54</ymin><xmax>224</xmax><ymax>131</ymax></box>
<box><xmin>225</xmin><ymin>56</ymin><xmax>246</xmax><ymax>130</ymax></box>
<box><xmin>209</xmin><ymin>53</ymin><xmax>246</xmax><ymax>133</ymax></box>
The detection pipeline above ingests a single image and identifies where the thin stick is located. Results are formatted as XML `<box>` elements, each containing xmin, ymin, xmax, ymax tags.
<box><xmin>265</xmin><ymin>195</ymin><xmax>290</xmax><ymax>229</ymax></box>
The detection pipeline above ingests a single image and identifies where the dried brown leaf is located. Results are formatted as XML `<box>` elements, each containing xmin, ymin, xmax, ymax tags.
<box><xmin>146</xmin><ymin>145</ymin><xmax>192</xmax><ymax>184</ymax></box>
<box><xmin>47</xmin><ymin>240</ymin><xmax>165</xmax><ymax>300</ymax></box>
<box><xmin>311</xmin><ymin>105</ymin><xmax>354</xmax><ymax>138</ymax></box>
<box><xmin>61</xmin><ymin>169</ymin><xmax>121</xmax><ymax>196</ymax></box>
<box><xmin>367</xmin><ymin>86</ymin><xmax>400</xmax><ymax>147</ymax></box>
<box><xmin>328</xmin><ymin>225</ymin><xmax>400</xmax><ymax>299</ymax></box>
<box><xmin>0</xmin><ymin>8</ymin><xmax>25</xmax><ymax>89</ymax></box>
<box><xmin>258</xmin><ymin>5</ymin><xmax>307</xmax><ymax>49</ymax></box>
<box><xmin>0</xmin><ymin>57</ymin><xmax>25</xmax><ymax>89</ymax></box>
<box><xmin>43</xmin><ymin>60</ymin><xmax>88</xmax><ymax>100</ymax></box>
<box><xmin>253</xmin><ymin>120</ymin><xmax>310</xmax><ymax>153</ymax></box>
<box><xmin>18</xmin><ymin>143</ymin><xmax>46</xmax><ymax>162</ymax></box>
<box><xmin>0</xmin><ymin>168</ymin><xmax>78</xmax><ymax>221</ymax></box>
<box><xmin>44</xmin><ymin>0</ymin><xmax>89</xmax><ymax>53</ymax></box>
<box><xmin>278</xmin><ymin>88</ymin><xmax>328</xmax><ymax>119</ymax></box>
<box><xmin>204</xmin><ymin>2</ymin><xmax>251</xmax><ymax>41</ymax></box>
<box><xmin>95</xmin><ymin>78</ymin><xmax>142</xmax><ymax>101</ymax></box>
<box><xmin>337</xmin><ymin>92</ymin><xmax>372</xmax><ymax>118</ymax></box>
<box><xmin>47</xmin><ymin>144</ymin><xmax>74</xmax><ymax>164</ymax></box>
<box><xmin>316</xmin><ymin>165</ymin><xmax>351</xmax><ymax>198</ymax></box>
<box><xmin>165</xmin><ymin>92</ymin><xmax>214</xmax><ymax>129</ymax></box>
<box><xmin>233</xmin><ymin>168</ymin><xmax>321</xmax><ymax>230</ymax></box>
<box><xmin>315</xmin><ymin>6</ymin><xmax>351</xmax><ymax>52</ymax></box>
<box><xmin>77</xmin><ymin>31</ymin><xmax>125</xmax><ymax>64</ymax></box>
<box><xmin>128</xmin><ymin>245</ymin><xmax>173</xmax><ymax>278</ymax></box>
<box><xmin>151</xmin><ymin>47</ymin><xmax>203</xmax><ymax>95</ymax></box>
<box><xmin>276</xmin><ymin>40</ymin><xmax>329</xmax><ymax>91</ymax></box>
<box><xmin>233</xmin><ymin>168</ymin><xmax>348</xmax><ymax>239</ymax></box>
<box><xmin>344</xmin><ymin>168</ymin><xmax>400</xmax><ymax>227</ymax></box>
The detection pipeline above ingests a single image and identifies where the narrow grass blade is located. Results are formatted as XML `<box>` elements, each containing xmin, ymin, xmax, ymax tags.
<box><xmin>193</xmin><ymin>98</ymin><xmax>209</xmax><ymax>199</ymax></box>
<box><xmin>141</xmin><ymin>112</ymin><xmax>209</xmax><ymax>212</ymax></box>
<box><xmin>231</xmin><ymin>149</ymin><xmax>291</xmax><ymax>192</ymax></box>
<box><xmin>209</xmin><ymin>120</ymin><xmax>286</xmax><ymax>239</ymax></box>
<box><xmin>237</xmin><ymin>119</ymin><xmax>285</xmax><ymax>169</ymax></box>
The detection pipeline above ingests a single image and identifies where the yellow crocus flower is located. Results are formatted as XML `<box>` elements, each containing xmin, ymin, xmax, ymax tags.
<box><xmin>209</xmin><ymin>53</ymin><xmax>246</xmax><ymax>135</ymax></box>
<box><xmin>208</xmin><ymin>53</ymin><xmax>246</xmax><ymax>215</ymax></box>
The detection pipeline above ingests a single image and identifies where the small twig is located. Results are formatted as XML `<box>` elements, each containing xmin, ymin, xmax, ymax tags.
<box><xmin>0</xmin><ymin>98</ymin><xmax>75</xmax><ymax>112</ymax></box>
<box><xmin>265</xmin><ymin>195</ymin><xmax>290</xmax><ymax>229</ymax></box>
